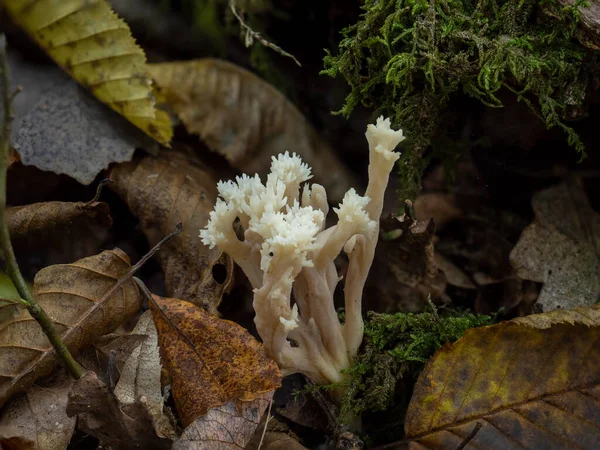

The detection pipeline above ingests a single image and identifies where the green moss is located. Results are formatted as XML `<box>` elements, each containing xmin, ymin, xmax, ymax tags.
<box><xmin>336</xmin><ymin>305</ymin><xmax>493</xmax><ymax>421</ymax></box>
<box><xmin>323</xmin><ymin>0</ymin><xmax>591</xmax><ymax>201</ymax></box>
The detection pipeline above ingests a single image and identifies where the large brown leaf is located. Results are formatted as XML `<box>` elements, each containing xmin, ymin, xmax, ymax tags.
<box><xmin>0</xmin><ymin>249</ymin><xmax>141</xmax><ymax>406</ymax></box>
<box><xmin>6</xmin><ymin>199</ymin><xmax>112</xmax><ymax>276</ymax></box>
<box><xmin>149</xmin><ymin>294</ymin><xmax>281</xmax><ymax>427</ymax></box>
<box><xmin>109</xmin><ymin>150</ymin><xmax>233</xmax><ymax>314</ymax></box>
<box><xmin>405</xmin><ymin>304</ymin><xmax>600</xmax><ymax>449</ymax></box>
<box><xmin>148</xmin><ymin>59</ymin><xmax>358</xmax><ymax>203</ymax></box>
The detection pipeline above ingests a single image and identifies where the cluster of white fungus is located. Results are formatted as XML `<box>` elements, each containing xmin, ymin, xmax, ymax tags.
<box><xmin>201</xmin><ymin>117</ymin><xmax>404</xmax><ymax>384</ymax></box>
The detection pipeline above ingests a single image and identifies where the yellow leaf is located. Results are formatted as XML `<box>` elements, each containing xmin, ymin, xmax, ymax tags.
<box><xmin>4</xmin><ymin>0</ymin><xmax>172</xmax><ymax>145</ymax></box>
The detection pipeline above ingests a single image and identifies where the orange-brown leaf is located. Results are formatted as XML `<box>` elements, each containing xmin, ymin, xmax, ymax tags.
<box><xmin>405</xmin><ymin>304</ymin><xmax>600</xmax><ymax>449</ymax></box>
<box><xmin>149</xmin><ymin>294</ymin><xmax>281</xmax><ymax>426</ymax></box>
<box><xmin>109</xmin><ymin>150</ymin><xmax>233</xmax><ymax>314</ymax></box>
<box><xmin>0</xmin><ymin>249</ymin><xmax>141</xmax><ymax>406</ymax></box>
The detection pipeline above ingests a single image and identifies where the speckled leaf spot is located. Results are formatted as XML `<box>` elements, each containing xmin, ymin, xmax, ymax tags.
<box><xmin>148</xmin><ymin>294</ymin><xmax>281</xmax><ymax>427</ymax></box>
<box><xmin>4</xmin><ymin>0</ymin><xmax>172</xmax><ymax>145</ymax></box>
<box><xmin>405</xmin><ymin>304</ymin><xmax>600</xmax><ymax>450</ymax></box>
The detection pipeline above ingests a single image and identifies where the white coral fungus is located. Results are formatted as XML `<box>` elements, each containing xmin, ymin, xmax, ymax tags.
<box><xmin>200</xmin><ymin>118</ymin><xmax>404</xmax><ymax>384</ymax></box>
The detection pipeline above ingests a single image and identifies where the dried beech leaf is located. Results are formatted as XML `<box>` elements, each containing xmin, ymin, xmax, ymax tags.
<box><xmin>173</xmin><ymin>391</ymin><xmax>273</xmax><ymax>450</ymax></box>
<box><xmin>148</xmin><ymin>59</ymin><xmax>357</xmax><ymax>202</ymax></box>
<box><xmin>368</xmin><ymin>215</ymin><xmax>447</xmax><ymax>312</ymax></box>
<box><xmin>149</xmin><ymin>294</ymin><xmax>281</xmax><ymax>426</ymax></box>
<box><xmin>0</xmin><ymin>375</ymin><xmax>75</xmax><ymax>450</ymax></box>
<box><xmin>4</xmin><ymin>0</ymin><xmax>172</xmax><ymax>144</ymax></box>
<box><xmin>5</xmin><ymin>52</ymin><xmax>156</xmax><ymax>184</ymax></box>
<box><xmin>0</xmin><ymin>249</ymin><xmax>141</xmax><ymax>407</ymax></box>
<box><xmin>405</xmin><ymin>304</ymin><xmax>600</xmax><ymax>449</ymax></box>
<box><xmin>6</xmin><ymin>198</ymin><xmax>112</xmax><ymax>276</ymax></box>
<box><xmin>510</xmin><ymin>180</ymin><xmax>600</xmax><ymax>311</ymax></box>
<box><xmin>114</xmin><ymin>310</ymin><xmax>176</xmax><ymax>439</ymax></box>
<box><xmin>110</xmin><ymin>150</ymin><xmax>233</xmax><ymax>314</ymax></box>
<box><xmin>67</xmin><ymin>371</ymin><xmax>172</xmax><ymax>450</ymax></box>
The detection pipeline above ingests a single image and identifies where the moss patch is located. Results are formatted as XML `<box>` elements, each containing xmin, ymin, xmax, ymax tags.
<box><xmin>323</xmin><ymin>0</ymin><xmax>591</xmax><ymax>201</ymax></box>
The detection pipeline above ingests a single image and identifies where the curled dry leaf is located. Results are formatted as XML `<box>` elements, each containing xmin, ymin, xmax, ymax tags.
<box><xmin>110</xmin><ymin>150</ymin><xmax>233</xmax><ymax>314</ymax></box>
<box><xmin>173</xmin><ymin>391</ymin><xmax>274</xmax><ymax>450</ymax></box>
<box><xmin>148</xmin><ymin>294</ymin><xmax>281</xmax><ymax>427</ymax></box>
<box><xmin>5</xmin><ymin>52</ymin><xmax>157</xmax><ymax>184</ymax></box>
<box><xmin>148</xmin><ymin>59</ymin><xmax>358</xmax><ymax>202</ymax></box>
<box><xmin>114</xmin><ymin>310</ymin><xmax>177</xmax><ymax>439</ymax></box>
<box><xmin>4</xmin><ymin>0</ymin><xmax>172</xmax><ymax>144</ymax></box>
<box><xmin>510</xmin><ymin>179</ymin><xmax>600</xmax><ymax>311</ymax></box>
<box><xmin>367</xmin><ymin>214</ymin><xmax>447</xmax><ymax>312</ymax></box>
<box><xmin>6</xmin><ymin>198</ymin><xmax>112</xmax><ymax>277</ymax></box>
<box><xmin>0</xmin><ymin>376</ymin><xmax>75</xmax><ymax>450</ymax></box>
<box><xmin>67</xmin><ymin>371</ymin><xmax>172</xmax><ymax>450</ymax></box>
<box><xmin>405</xmin><ymin>304</ymin><xmax>600</xmax><ymax>449</ymax></box>
<box><xmin>0</xmin><ymin>249</ymin><xmax>141</xmax><ymax>407</ymax></box>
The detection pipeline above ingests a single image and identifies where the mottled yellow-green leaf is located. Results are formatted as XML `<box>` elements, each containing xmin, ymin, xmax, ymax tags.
<box><xmin>4</xmin><ymin>0</ymin><xmax>172</xmax><ymax>145</ymax></box>
<box><xmin>405</xmin><ymin>304</ymin><xmax>600</xmax><ymax>449</ymax></box>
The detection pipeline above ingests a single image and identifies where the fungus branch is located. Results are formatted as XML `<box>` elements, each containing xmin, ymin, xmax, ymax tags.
<box><xmin>201</xmin><ymin>117</ymin><xmax>404</xmax><ymax>385</ymax></box>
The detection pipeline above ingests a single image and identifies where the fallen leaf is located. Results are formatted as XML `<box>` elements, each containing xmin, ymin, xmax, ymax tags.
<box><xmin>66</xmin><ymin>371</ymin><xmax>172</xmax><ymax>450</ymax></box>
<box><xmin>0</xmin><ymin>375</ymin><xmax>75</xmax><ymax>450</ymax></box>
<box><xmin>148</xmin><ymin>59</ymin><xmax>357</xmax><ymax>202</ymax></box>
<box><xmin>0</xmin><ymin>249</ymin><xmax>141</xmax><ymax>407</ymax></box>
<box><xmin>510</xmin><ymin>179</ymin><xmax>600</xmax><ymax>311</ymax></box>
<box><xmin>110</xmin><ymin>150</ymin><xmax>233</xmax><ymax>314</ymax></box>
<box><xmin>248</xmin><ymin>432</ymin><xmax>308</xmax><ymax>450</ymax></box>
<box><xmin>114</xmin><ymin>310</ymin><xmax>176</xmax><ymax>439</ymax></box>
<box><xmin>5</xmin><ymin>52</ymin><xmax>157</xmax><ymax>184</ymax></box>
<box><xmin>4</xmin><ymin>0</ymin><xmax>172</xmax><ymax>144</ymax></box>
<box><xmin>367</xmin><ymin>214</ymin><xmax>447</xmax><ymax>312</ymax></box>
<box><xmin>173</xmin><ymin>391</ymin><xmax>273</xmax><ymax>450</ymax></box>
<box><xmin>405</xmin><ymin>304</ymin><xmax>600</xmax><ymax>449</ymax></box>
<box><xmin>6</xmin><ymin>197</ymin><xmax>112</xmax><ymax>277</ymax></box>
<box><xmin>148</xmin><ymin>294</ymin><xmax>281</xmax><ymax>426</ymax></box>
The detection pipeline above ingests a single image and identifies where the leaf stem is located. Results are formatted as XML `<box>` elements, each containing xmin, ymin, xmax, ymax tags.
<box><xmin>0</xmin><ymin>35</ymin><xmax>84</xmax><ymax>380</ymax></box>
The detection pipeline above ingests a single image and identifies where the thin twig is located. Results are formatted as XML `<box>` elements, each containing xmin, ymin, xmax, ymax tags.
<box><xmin>84</xmin><ymin>178</ymin><xmax>112</xmax><ymax>207</ymax></box>
<box><xmin>229</xmin><ymin>0</ymin><xmax>301</xmax><ymax>66</ymax></box>
<box><xmin>256</xmin><ymin>399</ymin><xmax>273</xmax><ymax>450</ymax></box>
<box><xmin>455</xmin><ymin>422</ymin><xmax>482</xmax><ymax>450</ymax></box>
<box><xmin>0</xmin><ymin>35</ymin><xmax>85</xmax><ymax>379</ymax></box>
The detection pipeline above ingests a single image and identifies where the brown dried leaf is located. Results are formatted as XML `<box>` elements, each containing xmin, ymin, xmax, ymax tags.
<box><xmin>67</xmin><ymin>371</ymin><xmax>172</xmax><ymax>450</ymax></box>
<box><xmin>251</xmin><ymin>432</ymin><xmax>308</xmax><ymax>450</ymax></box>
<box><xmin>173</xmin><ymin>391</ymin><xmax>273</xmax><ymax>450</ymax></box>
<box><xmin>114</xmin><ymin>310</ymin><xmax>176</xmax><ymax>439</ymax></box>
<box><xmin>0</xmin><ymin>375</ymin><xmax>75</xmax><ymax>450</ymax></box>
<box><xmin>6</xmin><ymin>199</ymin><xmax>112</xmax><ymax>276</ymax></box>
<box><xmin>367</xmin><ymin>215</ymin><xmax>447</xmax><ymax>312</ymax></box>
<box><xmin>405</xmin><ymin>304</ymin><xmax>600</xmax><ymax>449</ymax></box>
<box><xmin>0</xmin><ymin>249</ymin><xmax>141</xmax><ymax>407</ymax></box>
<box><xmin>149</xmin><ymin>294</ymin><xmax>281</xmax><ymax>427</ymax></box>
<box><xmin>148</xmin><ymin>59</ymin><xmax>358</xmax><ymax>203</ymax></box>
<box><xmin>110</xmin><ymin>150</ymin><xmax>233</xmax><ymax>314</ymax></box>
<box><xmin>510</xmin><ymin>179</ymin><xmax>600</xmax><ymax>311</ymax></box>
